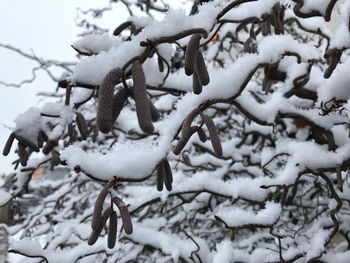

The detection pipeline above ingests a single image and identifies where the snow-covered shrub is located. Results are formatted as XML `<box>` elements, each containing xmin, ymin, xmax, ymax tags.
<box><xmin>2</xmin><ymin>0</ymin><xmax>350</xmax><ymax>262</ymax></box>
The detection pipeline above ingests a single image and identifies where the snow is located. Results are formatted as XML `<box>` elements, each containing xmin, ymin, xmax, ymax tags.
<box><xmin>306</xmin><ymin>230</ymin><xmax>330</xmax><ymax>261</ymax></box>
<box><xmin>216</xmin><ymin>202</ymin><xmax>281</xmax><ymax>227</ymax></box>
<box><xmin>0</xmin><ymin>189</ymin><xmax>11</xmax><ymax>206</ymax></box>
<box><xmin>318</xmin><ymin>57</ymin><xmax>350</xmax><ymax>101</ymax></box>
<box><xmin>14</xmin><ymin>107</ymin><xmax>41</xmax><ymax>144</ymax></box>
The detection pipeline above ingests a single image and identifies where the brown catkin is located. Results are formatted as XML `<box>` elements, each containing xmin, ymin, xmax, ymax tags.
<box><xmin>173</xmin><ymin>126</ymin><xmax>199</xmax><ymax>155</ymax></box>
<box><xmin>185</xmin><ymin>34</ymin><xmax>201</xmax><ymax>76</ymax></box>
<box><xmin>261</xmin><ymin>19</ymin><xmax>271</xmax><ymax>36</ymax></box>
<box><xmin>42</xmin><ymin>140</ymin><xmax>58</xmax><ymax>155</ymax></box>
<box><xmin>14</xmin><ymin>134</ymin><xmax>39</xmax><ymax>152</ymax></box>
<box><xmin>163</xmin><ymin>159</ymin><xmax>173</xmax><ymax>191</ymax></box>
<box><xmin>91</xmin><ymin>185</ymin><xmax>109</xmax><ymax>231</ymax></box>
<box><xmin>197</xmin><ymin>127</ymin><xmax>207</xmax><ymax>142</ymax></box>
<box><xmin>201</xmin><ymin>114</ymin><xmax>223</xmax><ymax>156</ymax></box>
<box><xmin>17</xmin><ymin>143</ymin><xmax>28</xmax><ymax>166</ymax></box>
<box><xmin>3</xmin><ymin>132</ymin><xmax>15</xmax><ymax>156</ymax></box>
<box><xmin>192</xmin><ymin>71</ymin><xmax>202</xmax><ymax>95</ymax></box>
<box><xmin>113</xmin><ymin>21</ymin><xmax>133</xmax><ymax>36</ymax></box>
<box><xmin>88</xmin><ymin>230</ymin><xmax>100</xmax><ymax>246</ymax></box>
<box><xmin>88</xmin><ymin>207</ymin><xmax>112</xmax><ymax>246</ymax></box>
<box><xmin>76</xmin><ymin>112</ymin><xmax>88</xmax><ymax>140</ymax></box>
<box><xmin>97</xmin><ymin>67</ymin><xmax>123</xmax><ymax>133</ymax></box>
<box><xmin>132</xmin><ymin>61</ymin><xmax>154</xmax><ymax>134</ymax></box>
<box><xmin>113</xmin><ymin>196</ymin><xmax>133</xmax><ymax>235</ymax></box>
<box><xmin>181</xmin><ymin>108</ymin><xmax>201</xmax><ymax>141</ymax></box>
<box><xmin>112</xmin><ymin>88</ymin><xmax>130</xmax><ymax>123</ymax></box>
<box><xmin>156</xmin><ymin>161</ymin><xmax>165</xmax><ymax>191</ymax></box>
<box><xmin>194</xmin><ymin>51</ymin><xmax>210</xmax><ymax>86</ymax></box>
<box><xmin>107</xmin><ymin>211</ymin><xmax>118</xmax><ymax>249</ymax></box>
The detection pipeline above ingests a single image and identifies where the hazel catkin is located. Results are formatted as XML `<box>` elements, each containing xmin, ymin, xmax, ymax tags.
<box><xmin>156</xmin><ymin>161</ymin><xmax>165</xmax><ymax>191</ymax></box>
<box><xmin>185</xmin><ymin>34</ymin><xmax>201</xmax><ymax>76</ymax></box>
<box><xmin>3</xmin><ymin>132</ymin><xmax>15</xmax><ymax>156</ymax></box>
<box><xmin>88</xmin><ymin>207</ymin><xmax>112</xmax><ymax>246</ymax></box>
<box><xmin>91</xmin><ymin>184</ymin><xmax>109</xmax><ymax>231</ymax></box>
<box><xmin>192</xmin><ymin>71</ymin><xmax>202</xmax><ymax>95</ymax></box>
<box><xmin>107</xmin><ymin>211</ymin><xmax>118</xmax><ymax>249</ymax></box>
<box><xmin>97</xmin><ymin>67</ymin><xmax>123</xmax><ymax>133</ymax></box>
<box><xmin>113</xmin><ymin>196</ymin><xmax>133</xmax><ymax>235</ymax></box>
<box><xmin>17</xmin><ymin>143</ymin><xmax>28</xmax><ymax>166</ymax></box>
<box><xmin>75</xmin><ymin>112</ymin><xmax>88</xmax><ymax>140</ymax></box>
<box><xmin>132</xmin><ymin>61</ymin><xmax>154</xmax><ymax>134</ymax></box>
<box><xmin>163</xmin><ymin>159</ymin><xmax>173</xmax><ymax>191</ymax></box>
<box><xmin>201</xmin><ymin>114</ymin><xmax>223</xmax><ymax>156</ymax></box>
<box><xmin>194</xmin><ymin>51</ymin><xmax>210</xmax><ymax>86</ymax></box>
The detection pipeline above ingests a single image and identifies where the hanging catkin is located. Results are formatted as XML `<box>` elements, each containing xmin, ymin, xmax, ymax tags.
<box><xmin>42</xmin><ymin>140</ymin><xmax>58</xmax><ymax>155</ymax></box>
<box><xmin>113</xmin><ymin>21</ymin><xmax>133</xmax><ymax>36</ymax></box>
<box><xmin>107</xmin><ymin>211</ymin><xmax>118</xmax><ymax>249</ymax></box>
<box><xmin>112</xmin><ymin>87</ymin><xmax>130</xmax><ymax>123</ymax></box>
<box><xmin>192</xmin><ymin>71</ymin><xmax>202</xmax><ymax>95</ymax></box>
<box><xmin>261</xmin><ymin>19</ymin><xmax>271</xmax><ymax>36</ymax></box>
<box><xmin>97</xmin><ymin>67</ymin><xmax>123</xmax><ymax>133</ymax></box>
<box><xmin>91</xmin><ymin>185</ymin><xmax>109</xmax><ymax>231</ymax></box>
<box><xmin>3</xmin><ymin>132</ymin><xmax>15</xmax><ymax>156</ymax></box>
<box><xmin>173</xmin><ymin>126</ymin><xmax>199</xmax><ymax>155</ymax></box>
<box><xmin>194</xmin><ymin>51</ymin><xmax>210</xmax><ymax>85</ymax></box>
<box><xmin>181</xmin><ymin>108</ymin><xmax>201</xmax><ymax>140</ymax></box>
<box><xmin>173</xmin><ymin>107</ymin><xmax>201</xmax><ymax>155</ymax></box>
<box><xmin>88</xmin><ymin>207</ymin><xmax>112</xmax><ymax>246</ymax></box>
<box><xmin>113</xmin><ymin>196</ymin><xmax>133</xmax><ymax>234</ymax></box>
<box><xmin>185</xmin><ymin>34</ymin><xmax>201</xmax><ymax>76</ymax></box>
<box><xmin>76</xmin><ymin>112</ymin><xmax>88</xmax><ymax>140</ymax></box>
<box><xmin>201</xmin><ymin>114</ymin><xmax>223</xmax><ymax>156</ymax></box>
<box><xmin>197</xmin><ymin>127</ymin><xmax>207</xmax><ymax>142</ymax></box>
<box><xmin>17</xmin><ymin>143</ymin><xmax>28</xmax><ymax>166</ymax></box>
<box><xmin>132</xmin><ymin>60</ymin><xmax>154</xmax><ymax>134</ymax></box>
<box><xmin>163</xmin><ymin>159</ymin><xmax>173</xmax><ymax>191</ymax></box>
<box><xmin>156</xmin><ymin>161</ymin><xmax>165</xmax><ymax>191</ymax></box>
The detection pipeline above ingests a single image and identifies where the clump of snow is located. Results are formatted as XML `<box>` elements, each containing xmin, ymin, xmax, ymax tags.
<box><xmin>0</xmin><ymin>189</ymin><xmax>11</xmax><ymax>206</ymax></box>
<box><xmin>72</xmin><ymin>33</ymin><xmax>121</xmax><ymax>54</ymax></box>
<box><xmin>216</xmin><ymin>202</ymin><xmax>281</xmax><ymax>227</ymax></box>
<box><xmin>14</xmin><ymin>107</ymin><xmax>41</xmax><ymax>144</ymax></box>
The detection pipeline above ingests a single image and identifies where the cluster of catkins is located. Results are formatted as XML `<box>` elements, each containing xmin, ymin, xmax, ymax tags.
<box><xmin>185</xmin><ymin>33</ymin><xmax>210</xmax><ymax>94</ymax></box>
<box><xmin>88</xmin><ymin>184</ymin><xmax>133</xmax><ymax>249</ymax></box>
<box><xmin>96</xmin><ymin>61</ymin><xmax>159</xmax><ymax>135</ymax></box>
